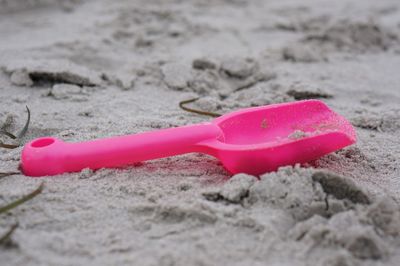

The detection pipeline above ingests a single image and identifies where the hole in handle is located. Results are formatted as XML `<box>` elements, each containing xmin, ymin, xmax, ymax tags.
<box><xmin>31</xmin><ymin>138</ymin><xmax>56</xmax><ymax>148</ymax></box>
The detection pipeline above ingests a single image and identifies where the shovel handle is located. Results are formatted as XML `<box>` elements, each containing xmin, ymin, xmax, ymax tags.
<box><xmin>21</xmin><ymin>122</ymin><xmax>222</xmax><ymax>177</ymax></box>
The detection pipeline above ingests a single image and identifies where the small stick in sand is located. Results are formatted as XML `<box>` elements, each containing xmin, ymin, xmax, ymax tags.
<box><xmin>0</xmin><ymin>106</ymin><xmax>31</xmax><ymax>149</ymax></box>
<box><xmin>179</xmin><ymin>98</ymin><xmax>221</xmax><ymax>118</ymax></box>
<box><xmin>0</xmin><ymin>223</ymin><xmax>18</xmax><ymax>247</ymax></box>
<box><xmin>0</xmin><ymin>172</ymin><xmax>20</xmax><ymax>179</ymax></box>
<box><xmin>0</xmin><ymin>182</ymin><xmax>44</xmax><ymax>215</ymax></box>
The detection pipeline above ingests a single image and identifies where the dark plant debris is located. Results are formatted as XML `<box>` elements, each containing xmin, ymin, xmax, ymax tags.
<box><xmin>17</xmin><ymin>106</ymin><xmax>31</xmax><ymax>139</ymax></box>
<box><xmin>0</xmin><ymin>172</ymin><xmax>20</xmax><ymax>179</ymax></box>
<box><xmin>0</xmin><ymin>106</ymin><xmax>31</xmax><ymax>149</ymax></box>
<box><xmin>0</xmin><ymin>182</ymin><xmax>44</xmax><ymax>214</ymax></box>
<box><xmin>0</xmin><ymin>141</ymin><xmax>20</xmax><ymax>149</ymax></box>
<box><xmin>0</xmin><ymin>130</ymin><xmax>16</xmax><ymax>139</ymax></box>
<box><xmin>179</xmin><ymin>98</ymin><xmax>221</xmax><ymax>118</ymax></box>
<box><xmin>234</xmin><ymin>73</ymin><xmax>272</xmax><ymax>92</ymax></box>
<box><xmin>0</xmin><ymin>223</ymin><xmax>18</xmax><ymax>248</ymax></box>
<box><xmin>287</xmin><ymin>89</ymin><xmax>333</xmax><ymax>100</ymax></box>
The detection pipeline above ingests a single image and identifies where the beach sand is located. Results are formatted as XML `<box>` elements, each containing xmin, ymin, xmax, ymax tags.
<box><xmin>1</xmin><ymin>0</ymin><xmax>400</xmax><ymax>265</ymax></box>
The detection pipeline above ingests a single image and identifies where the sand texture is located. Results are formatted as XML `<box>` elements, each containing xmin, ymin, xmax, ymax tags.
<box><xmin>1</xmin><ymin>0</ymin><xmax>400</xmax><ymax>265</ymax></box>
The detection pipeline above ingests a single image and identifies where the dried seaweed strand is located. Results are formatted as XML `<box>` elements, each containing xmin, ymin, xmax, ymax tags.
<box><xmin>0</xmin><ymin>106</ymin><xmax>31</xmax><ymax>149</ymax></box>
<box><xmin>0</xmin><ymin>182</ymin><xmax>44</xmax><ymax>214</ymax></box>
<box><xmin>0</xmin><ymin>223</ymin><xmax>18</xmax><ymax>246</ymax></box>
<box><xmin>17</xmin><ymin>106</ymin><xmax>31</xmax><ymax>139</ymax></box>
<box><xmin>179</xmin><ymin>98</ymin><xmax>221</xmax><ymax>118</ymax></box>
<box><xmin>0</xmin><ymin>172</ymin><xmax>20</xmax><ymax>178</ymax></box>
<box><xmin>0</xmin><ymin>130</ymin><xmax>17</xmax><ymax>139</ymax></box>
<box><xmin>0</xmin><ymin>141</ymin><xmax>19</xmax><ymax>149</ymax></box>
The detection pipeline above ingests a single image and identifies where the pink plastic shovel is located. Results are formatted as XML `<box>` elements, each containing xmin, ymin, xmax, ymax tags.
<box><xmin>21</xmin><ymin>100</ymin><xmax>356</xmax><ymax>177</ymax></box>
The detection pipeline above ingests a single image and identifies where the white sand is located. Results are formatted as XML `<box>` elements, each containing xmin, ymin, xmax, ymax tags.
<box><xmin>1</xmin><ymin>0</ymin><xmax>400</xmax><ymax>265</ymax></box>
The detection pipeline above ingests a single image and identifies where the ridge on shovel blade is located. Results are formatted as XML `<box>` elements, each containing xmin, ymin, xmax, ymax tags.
<box><xmin>21</xmin><ymin>100</ymin><xmax>356</xmax><ymax>177</ymax></box>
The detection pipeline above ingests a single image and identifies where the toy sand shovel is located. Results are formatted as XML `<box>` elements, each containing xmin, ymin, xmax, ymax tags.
<box><xmin>21</xmin><ymin>100</ymin><xmax>356</xmax><ymax>177</ymax></box>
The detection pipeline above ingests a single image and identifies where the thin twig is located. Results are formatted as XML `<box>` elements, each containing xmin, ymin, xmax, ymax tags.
<box><xmin>0</xmin><ymin>223</ymin><xmax>18</xmax><ymax>246</ymax></box>
<box><xmin>0</xmin><ymin>141</ymin><xmax>19</xmax><ymax>149</ymax></box>
<box><xmin>0</xmin><ymin>130</ymin><xmax>17</xmax><ymax>139</ymax></box>
<box><xmin>0</xmin><ymin>106</ymin><xmax>31</xmax><ymax>149</ymax></box>
<box><xmin>179</xmin><ymin>98</ymin><xmax>221</xmax><ymax>118</ymax></box>
<box><xmin>0</xmin><ymin>182</ymin><xmax>44</xmax><ymax>214</ymax></box>
<box><xmin>17</xmin><ymin>106</ymin><xmax>31</xmax><ymax>139</ymax></box>
<box><xmin>0</xmin><ymin>172</ymin><xmax>20</xmax><ymax>179</ymax></box>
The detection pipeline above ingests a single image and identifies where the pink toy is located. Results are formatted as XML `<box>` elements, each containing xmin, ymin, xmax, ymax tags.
<box><xmin>21</xmin><ymin>100</ymin><xmax>356</xmax><ymax>177</ymax></box>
